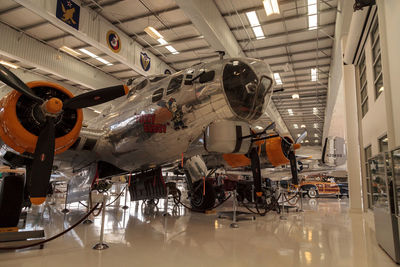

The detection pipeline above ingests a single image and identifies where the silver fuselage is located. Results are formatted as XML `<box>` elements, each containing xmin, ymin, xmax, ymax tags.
<box><xmin>73</xmin><ymin>58</ymin><xmax>273</xmax><ymax>171</ymax></box>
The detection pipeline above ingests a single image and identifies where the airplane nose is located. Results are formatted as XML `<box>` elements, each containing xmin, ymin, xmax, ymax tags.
<box><xmin>222</xmin><ymin>60</ymin><xmax>272</xmax><ymax>121</ymax></box>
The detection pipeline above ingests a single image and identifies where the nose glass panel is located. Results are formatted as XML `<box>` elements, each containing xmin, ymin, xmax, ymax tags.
<box><xmin>223</xmin><ymin>61</ymin><xmax>258</xmax><ymax>120</ymax></box>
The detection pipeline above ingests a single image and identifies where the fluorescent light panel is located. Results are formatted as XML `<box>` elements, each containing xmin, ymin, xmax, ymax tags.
<box><xmin>0</xmin><ymin>61</ymin><xmax>18</xmax><ymax>69</ymax></box>
<box><xmin>301</xmin><ymin>124</ymin><xmax>306</xmax><ymax>128</ymax></box>
<box><xmin>253</xmin><ymin>26</ymin><xmax>265</xmax><ymax>39</ymax></box>
<box><xmin>79</xmin><ymin>48</ymin><xmax>97</xmax><ymax>58</ymax></box>
<box><xmin>313</xmin><ymin>107</ymin><xmax>318</xmax><ymax>114</ymax></box>
<box><xmin>166</xmin><ymin>45</ymin><xmax>179</xmax><ymax>54</ymax></box>
<box><xmin>314</xmin><ymin>123</ymin><xmax>318</xmax><ymax>128</ymax></box>
<box><xmin>308</xmin><ymin>15</ymin><xmax>318</xmax><ymax>29</ymax></box>
<box><xmin>311</xmin><ymin>68</ymin><xmax>318</xmax><ymax>81</ymax></box>
<box><xmin>314</xmin><ymin>133</ymin><xmax>319</xmax><ymax>137</ymax></box>
<box><xmin>60</xmin><ymin>46</ymin><xmax>81</xmax><ymax>57</ymax></box>
<box><xmin>293</xmin><ymin>124</ymin><xmax>298</xmax><ymax>129</ymax></box>
<box><xmin>263</xmin><ymin>0</ymin><xmax>280</xmax><ymax>16</ymax></box>
<box><xmin>96</xmin><ymin>57</ymin><xmax>112</xmax><ymax>66</ymax></box>
<box><xmin>288</xmin><ymin>109</ymin><xmax>293</xmax><ymax>116</ymax></box>
<box><xmin>144</xmin><ymin>26</ymin><xmax>163</xmax><ymax>40</ymax></box>
<box><xmin>246</xmin><ymin>11</ymin><xmax>260</xmax><ymax>26</ymax></box>
<box><xmin>157</xmin><ymin>38</ymin><xmax>168</xmax><ymax>45</ymax></box>
<box><xmin>273</xmin><ymin>73</ymin><xmax>282</xmax><ymax>85</ymax></box>
<box><xmin>246</xmin><ymin>11</ymin><xmax>265</xmax><ymax>39</ymax></box>
<box><xmin>292</xmin><ymin>93</ymin><xmax>299</xmax><ymax>99</ymax></box>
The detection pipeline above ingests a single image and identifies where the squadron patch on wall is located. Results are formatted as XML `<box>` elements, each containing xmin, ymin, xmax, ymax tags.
<box><xmin>106</xmin><ymin>30</ymin><xmax>121</xmax><ymax>53</ymax></box>
<box><xmin>56</xmin><ymin>0</ymin><xmax>80</xmax><ymax>30</ymax></box>
<box><xmin>140</xmin><ymin>52</ymin><xmax>151</xmax><ymax>71</ymax></box>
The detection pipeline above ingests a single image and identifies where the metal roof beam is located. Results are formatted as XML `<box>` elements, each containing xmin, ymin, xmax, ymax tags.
<box><xmin>175</xmin><ymin>0</ymin><xmax>245</xmax><ymax>58</ymax></box>
<box><xmin>230</xmin><ymin>7</ymin><xmax>337</xmax><ymax>33</ymax></box>
<box><xmin>111</xmin><ymin>6</ymin><xmax>180</xmax><ymax>25</ymax></box>
<box><xmin>243</xmin><ymin>36</ymin><xmax>331</xmax><ymax>53</ymax></box>
<box><xmin>15</xmin><ymin>0</ymin><xmax>174</xmax><ymax>77</ymax></box>
<box><xmin>237</xmin><ymin>23</ymin><xmax>335</xmax><ymax>43</ymax></box>
<box><xmin>0</xmin><ymin>21</ymin><xmax>120</xmax><ymax>89</ymax></box>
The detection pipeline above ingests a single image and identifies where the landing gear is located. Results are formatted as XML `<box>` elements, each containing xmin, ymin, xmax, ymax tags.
<box><xmin>0</xmin><ymin>175</ymin><xmax>25</xmax><ymax>227</ymax></box>
<box><xmin>190</xmin><ymin>180</ymin><xmax>216</xmax><ymax>211</ymax></box>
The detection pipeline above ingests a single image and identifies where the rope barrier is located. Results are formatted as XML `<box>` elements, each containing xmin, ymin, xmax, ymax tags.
<box><xmin>0</xmin><ymin>203</ymin><xmax>100</xmax><ymax>250</ymax></box>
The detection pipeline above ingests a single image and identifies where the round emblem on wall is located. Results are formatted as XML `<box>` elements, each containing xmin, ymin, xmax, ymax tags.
<box><xmin>140</xmin><ymin>52</ymin><xmax>151</xmax><ymax>71</ymax></box>
<box><xmin>106</xmin><ymin>30</ymin><xmax>121</xmax><ymax>53</ymax></box>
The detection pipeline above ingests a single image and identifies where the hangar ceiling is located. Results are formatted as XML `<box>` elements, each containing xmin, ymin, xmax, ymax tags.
<box><xmin>0</xmin><ymin>0</ymin><xmax>337</xmax><ymax>145</ymax></box>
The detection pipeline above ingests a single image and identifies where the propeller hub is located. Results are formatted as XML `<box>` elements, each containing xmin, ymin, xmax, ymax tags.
<box><xmin>44</xmin><ymin>97</ymin><xmax>63</xmax><ymax>114</ymax></box>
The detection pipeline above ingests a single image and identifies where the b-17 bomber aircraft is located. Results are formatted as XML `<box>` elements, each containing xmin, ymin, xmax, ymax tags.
<box><xmin>0</xmin><ymin>57</ymin><xmax>302</xmax><ymax>227</ymax></box>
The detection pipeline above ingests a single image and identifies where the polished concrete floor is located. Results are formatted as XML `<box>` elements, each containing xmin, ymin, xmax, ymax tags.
<box><xmin>0</xmin><ymin>192</ymin><xmax>397</xmax><ymax>267</ymax></box>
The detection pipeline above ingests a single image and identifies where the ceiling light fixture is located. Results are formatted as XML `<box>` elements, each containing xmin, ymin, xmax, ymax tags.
<box><xmin>96</xmin><ymin>57</ymin><xmax>113</xmax><ymax>66</ymax></box>
<box><xmin>274</xmin><ymin>73</ymin><xmax>283</xmax><ymax>85</ymax></box>
<box><xmin>288</xmin><ymin>109</ymin><xmax>294</xmax><ymax>115</ymax></box>
<box><xmin>307</xmin><ymin>0</ymin><xmax>318</xmax><ymax>30</ymax></box>
<box><xmin>314</xmin><ymin>140</ymin><xmax>318</xmax><ymax>143</ymax></box>
<box><xmin>314</xmin><ymin>133</ymin><xmax>319</xmax><ymax>137</ymax></box>
<box><xmin>80</xmin><ymin>48</ymin><xmax>112</xmax><ymax>66</ymax></box>
<box><xmin>311</xmin><ymin>68</ymin><xmax>318</xmax><ymax>81</ymax></box>
<box><xmin>313</xmin><ymin>107</ymin><xmax>318</xmax><ymax>115</ymax></box>
<box><xmin>166</xmin><ymin>45</ymin><xmax>179</xmax><ymax>55</ymax></box>
<box><xmin>0</xmin><ymin>61</ymin><xmax>18</xmax><ymax>69</ymax></box>
<box><xmin>263</xmin><ymin>0</ymin><xmax>280</xmax><ymax>16</ymax></box>
<box><xmin>379</xmin><ymin>86</ymin><xmax>384</xmax><ymax>93</ymax></box>
<box><xmin>313</xmin><ymin>123</ymin><xmax>318</xmax><ymax>128</ymax></box>
<box><xmin>60</xmin><ymin>46</ymin><xmax>81</xmax><ymax>57</ymax></box>
<box><xmin>305</xmin><ymin>140</ymin><xmax>309</xmax><ymax>143</ymax></box>
<box><xmin>157</xmin><ymin>38</ymin><xmax>168</xmax><ymax>45</ymax></box>
<box><xmin>144</xmin><ymin>26</ymin><xmax>163</xmax><ymax>40</ymax></box>
<box><xmin>79</xmin><ymin>48</ymin><xmax>97</xmax><ymax>58</ymax></box>
<box><xmin>292</xmin><ymin>93</ymin><xmax>300</xmax><ymax>99</ymax></box>
<box><xmin>301</xmin><ymin>124</ymin><xmax>306</xmax><ymax>128</ymax></box>
<box><xmin>246</xmin><ymin>11</ymin><xmax>265</xmax><ymax>39</ymax></box>
<box><xmin>293</xmin><ymin>124</ymin><xmax>298</xmax><ymax>129</ymax></box>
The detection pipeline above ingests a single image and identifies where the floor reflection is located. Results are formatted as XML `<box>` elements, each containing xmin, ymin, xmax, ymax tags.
<box><xmin>0</xmin><ymin>194</ymin><xmax>397</xmax><ymax>267</ymax></box>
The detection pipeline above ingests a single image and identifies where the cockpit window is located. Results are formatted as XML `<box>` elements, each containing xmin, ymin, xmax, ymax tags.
<box><xmin>149</xmin><ymin>75</ymin><xmax>167</xmax><ymax>83</ymax></box>
<box><xmin>128</xmin><ymin>79</ymin><xmax>148</xmax><ymax>98</ymax></box>
<box><xmin>223</xmin><ymin>61</ymin><xmax>258</xmax><ymax>119</ymax></box>
<box><xmin>253</xmin><ymin>76</ymin><xmax>273</xmax><ymax>119</ymax></box>
<box><xmin>167</xmin><ymin>74</ymin><xmax>183</xmax><ymax>95</ymax></box>
<box><xmin>152</xmin><ymin>88</ymin><xmax>164</xmax><ymax>102</ymax></box>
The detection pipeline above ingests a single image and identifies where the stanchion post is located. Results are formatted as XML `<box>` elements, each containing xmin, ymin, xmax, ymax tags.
<box><xmin>61</xmin><ymin>183</ymin><xmax>70</xmax><ymax>213</ymax></box>
<box><xmin>230</xmin><ymin>190</ymin><xmax>239</xmax><ymax>228</ymax></box>
<box><xmin>93</xmin><ymin>194</ymin><xmax>109</xmax><ymax>250</ymax></box>
<box><xmin>83</xmin><ymin>193</ymin><xmax>93</xmax><ymax>224</ymax></box>
<box><xmin>280</xmin><ymin>190</ymin><xmax>287</xmax><ymax>220</ymax></box>
<box><xmin>298</xmin><ymin>189</ymin><xmax>304</xmax><ymax>212</ymax></box>
<box><xmin>122</xmin><ymin>184</ymin><xmax>129</xmax><ymax>210</ymax></box>
<box><xmin>163</xmin><ymin>184</ymin><xmax>170</xmax><ymax>217</ymax></box>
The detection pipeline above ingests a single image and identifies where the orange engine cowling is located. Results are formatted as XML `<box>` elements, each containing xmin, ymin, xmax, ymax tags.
<box><xmin>223</xmin><ymin>136</ymin><xmax>300</xmax><ymax>168</ymax></box>
<box><xmin>0</xmin><ymin>81</ymin><xmax>83</xmax><ymax>155</ymax></box>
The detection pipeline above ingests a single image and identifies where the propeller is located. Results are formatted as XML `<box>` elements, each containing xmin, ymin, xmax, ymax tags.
<box><xmin>0</xmin><ymin>66</ymin><xmax>128</xmax><ymax>204</ymax></box>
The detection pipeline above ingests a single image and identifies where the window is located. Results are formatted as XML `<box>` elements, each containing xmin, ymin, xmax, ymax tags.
<box><xmin>358</xmin><ymin>52</ymin><xmax>368</xmax><ymax>117</ymax></box>
<box><xmin>128</xmin><ymin>79</ymin><xmax>148</xmax><ymax>98</ymax></box>
<box><xmin>152</xmin><ymin>88</ymin><xmax>164</xmax><ymax>103</ymax></box>
<box><xmin>379</xmin><ymin>134</ymin><xmax>388</xmax><ymax>152</ymax></box>
<box><xmin>149</xmin><ymin>75</ymin><xmax>167</xmax><ymax>83</ymax></box>
<box><xmin>166</xmin><ymin>74</ymin><xmax>183</xmax><ymax>95</ymax></box>
<box><xmin>371</xmin><ymin>19</ymin><xmax>384</xmax><ymax>99</ymax></box>
<box><xmin>364</xmin><ymin>145</ymin><xmax>372</xmax><ymax>209</ymax></box>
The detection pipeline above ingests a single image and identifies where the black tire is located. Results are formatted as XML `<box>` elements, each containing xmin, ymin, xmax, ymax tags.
<box><xmin>190</xmin><ymin>180</ymin><xmax>216</xmax><ymax>211</ymax></box>
<box><xmin>307</xmin><ymin>187</ymin><xmax>318</xmax><ymax>198</ymax></box>
<box><xmin>0</xmin><ymin>175</ymin><xmax>25</xmax><ymax>227</ymax></box>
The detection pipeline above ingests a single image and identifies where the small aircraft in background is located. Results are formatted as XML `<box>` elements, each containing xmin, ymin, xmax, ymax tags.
<box><xmin>0</xmin><ymin>57</ymin><xmax>303</xmax><ymax>227</ymax></box>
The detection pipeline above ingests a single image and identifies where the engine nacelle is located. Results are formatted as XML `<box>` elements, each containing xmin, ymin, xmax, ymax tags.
<box><xmin>222</xmin><ymin>136</ymin><xmax>300</xmax><ymax>168</ymax></box>
<box><xmin>204</xmin><ymin>120</ymin><xmax>251</xmax><ymax>154</ymax></box>
<box><xmin>0</xmin><ymin>81</ymin><xmax>83</xmax><ymax>155</ymax></box>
